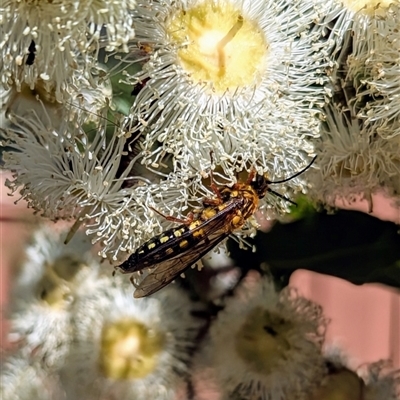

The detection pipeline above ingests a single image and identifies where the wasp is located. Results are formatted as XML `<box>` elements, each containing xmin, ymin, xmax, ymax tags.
<box><xmin>117</xmin><ymin>156</ymin><xmax>317</xmax><ymax>298</ymax></box>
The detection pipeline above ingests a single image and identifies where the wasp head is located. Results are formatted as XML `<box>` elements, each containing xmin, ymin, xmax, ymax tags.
<box><xmin>251</xmin><ymin>174</ymin><xmax>270</xmax><ymax>199</ymax></box>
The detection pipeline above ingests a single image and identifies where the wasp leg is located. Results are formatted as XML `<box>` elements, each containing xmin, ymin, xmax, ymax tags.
<box><xmin>209</xmin><ymin>174</ymin><xmax>223</xmax><ymax>203</ymax></box>
<box><xmin>202</xmin><ymin>197</ymin><xmax>223</xmax><ymax>207</ymax></box>
<box><xmin>150</xmin><ymin>206</ymin><xmax>194</xmax><ymax>225</ymax></box>
<box><xmin>130</xmin><ymin>274</ymin><xmax>140</xmax><ymax>289</ymax></box>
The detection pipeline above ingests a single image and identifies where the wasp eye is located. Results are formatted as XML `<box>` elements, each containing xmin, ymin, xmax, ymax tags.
<box><xmin>251</xmin><ymin>174</ymin><xmax>269</xmax><ymax>198</ymax></box>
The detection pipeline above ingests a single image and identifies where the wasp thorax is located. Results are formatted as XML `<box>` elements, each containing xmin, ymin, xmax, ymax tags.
<box><xmin>235</xmin><ymin>307</ymin><xmax>293</xmax><ymax>374</ymax></box>
<box><xmin>99</xmin><ymin>318</ymin><xmax>165</xmax><ymax>380</ymax></box>
<box><xmin>167</xmin><ymin>1</ymin><xmax>268</xmax><ymax>94</ymax></box>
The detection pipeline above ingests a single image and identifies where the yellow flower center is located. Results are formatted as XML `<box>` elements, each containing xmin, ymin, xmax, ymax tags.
<box><xmin>37</xmin><ymin>276</ymin><xmax>71</xmax><ymax>309</ymax></box>
<box><xmin>37</xmin><ymin>256</ymin><xmax>89</xmax><ymax>309</ymax></box>
<box><xmin>100</xmin><ymin>318</ymin><xmax>165</xmax><ymax>380</ymax></box>
<box><xmin>235</xmin><ymin>307</ymin><xmax>292</xmax><ymax>374</ymax></box>
<box><xmin>168</xmin><ymin>0</ymin><xmax>268</xmax><ymax>94</ymax></box>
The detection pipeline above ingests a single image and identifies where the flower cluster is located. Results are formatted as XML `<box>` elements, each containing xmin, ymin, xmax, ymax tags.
<box><xmin>1</xmin><ymin>227</ymin><xmax>204</xmax><ymax>400</ymax></box>
<box><xmin>0</xmin><ymin>0</ymin><xmax>342</xmax><ymax>261</ymax></box>
<box><xmin>1</xmin><ymin>0</ymin><xmax>400</xmax><ymax>261</ymax></box>
<box><xmin>308</xmin><ymin>101</ymin><xmax>400</xmax><ymax>206</ymax></box>
<box><xmin>122</xmin><ymin>0</ymin><xmax>335</xmax><ymax>175</ymax></box>
<box><xmin>307</xmin><ymin>0</ymin><xmax>400</xmax><ymax>207</ymax></box>
<box><xmin>0</xmin><ymin>0</ymin><xmax>136</xmax><ymax>100</ymax></box>
<box><xmin>359</xmin><ymin>360</ymin><xmax>400</xmax><ymax>400</ymax></box>
<box><xmin>1</xmin><ymin>1</ymin><xmax>399</xmax><ymax>398</ymax></box>
<box><xmin>315</xmin><ymin>349</ymin><xmax>400</xmax><ymax>400</ymax></box>
<box><xmin>193</xmin><ymin>276</ymin><xmax>328</xmax><ymax>399</ymax></box>
<box><xmin>1</xmin><ymin>228</ymin><xmax>398</xmax><ymax>400</ymax></box>
<box><xmin>341</xmin><ymin>1</ymin><xmax>400</xmax><ymax>139</ymax></box>
<box><xmin>1</xmin><ymin>103</ymin><xmax>215</xmax><ymax>259</ymax></box>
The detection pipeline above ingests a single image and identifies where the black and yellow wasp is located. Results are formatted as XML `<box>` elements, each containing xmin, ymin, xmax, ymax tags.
<box><xmin>117</xmin><ymin>156</ymin><xmax>316</xmax><ymax>297</ymax></box>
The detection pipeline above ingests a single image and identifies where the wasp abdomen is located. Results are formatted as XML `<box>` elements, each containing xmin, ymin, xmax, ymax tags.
<box><xmin>118</xmin><ymin>223</ymin><xmax>203</xmax><ymax>273</ymax></box>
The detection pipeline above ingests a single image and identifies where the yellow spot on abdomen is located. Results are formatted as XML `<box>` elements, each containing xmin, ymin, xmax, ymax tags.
<box><xmin>179</xmin><ymin>240</ymin><xmax>189</xmax><ymax>248</ymax></box>
<box><xmin>160</xmin><ymin>236</ymin><xmax>169</xmax><ymax>244</ymax></box>
<box><xmin>173</xmin><ymin>229</ymin><xmax>184</xmax><ymax>238</ymax></box>
<box><xmin>193</xmin><ymin>229</ymin><xmax>205</xmax><ymax>238</ymax></box>
<box><xmin>165</xmin><ymin>248</ymin><xmax>174</xmax><ymax>255</ymax></box>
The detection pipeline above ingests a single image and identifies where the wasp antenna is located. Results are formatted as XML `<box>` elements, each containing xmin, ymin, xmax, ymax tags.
<box><xmin>267</xmin><ymin>189</ymin><xmax>298</xmax><ymax>206</ymax></box>
<box><xmin>267</xmin><ymin>155</ymin><xmax>317</xmax><ymax>184</ymax></box>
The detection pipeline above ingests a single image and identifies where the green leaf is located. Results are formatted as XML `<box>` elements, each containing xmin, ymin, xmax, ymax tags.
<box><xmin>228</xmin><ymin>210</ymin><xmax>400</xmax><ymax>290</ymax></box>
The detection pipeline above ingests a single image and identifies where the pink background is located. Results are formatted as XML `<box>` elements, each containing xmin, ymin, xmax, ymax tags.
<box><xmin>291</xmin><ymin>270</ymin><xmax>399</xmax><ymax>368</ymax></box>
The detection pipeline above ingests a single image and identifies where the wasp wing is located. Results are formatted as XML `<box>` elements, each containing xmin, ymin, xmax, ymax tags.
<box><xmin>133</xmin><ymin>229</ymin><xmax>231</xmax><ymax>298</ymax></box>
<box><xmin>120</xmin><ymin>197</ymin><xmax>244</xmax><ymax>274</ymax></box>
<box><xmin>118</xmin><ymin>198</ymin><xmax>242</xmax><ymax>273</ymax></box>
